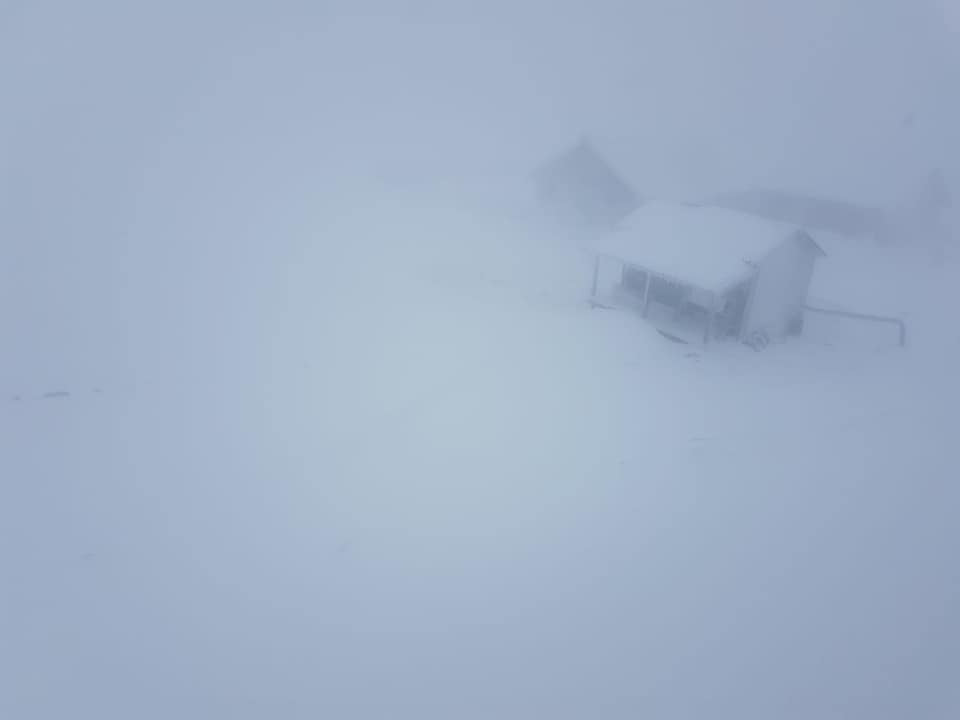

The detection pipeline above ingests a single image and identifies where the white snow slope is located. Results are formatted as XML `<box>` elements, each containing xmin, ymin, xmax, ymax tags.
<box><xmin>2</xmin><ymin>190</ymin><xmax>959</xmax><ymax>719</ymax></box>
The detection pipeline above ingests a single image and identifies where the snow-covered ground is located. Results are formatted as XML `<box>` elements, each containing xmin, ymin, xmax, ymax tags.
<box><xmin>2</xmin><ymin>191</ymin><xmax>958</xmax><ymax>718</ymax></box>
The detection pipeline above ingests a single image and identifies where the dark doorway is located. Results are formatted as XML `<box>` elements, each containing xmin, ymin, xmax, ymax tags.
<box><xmin>621</xmin><ymin>266</ymin><xmax>649</xmax><ymax>298</ymax></box>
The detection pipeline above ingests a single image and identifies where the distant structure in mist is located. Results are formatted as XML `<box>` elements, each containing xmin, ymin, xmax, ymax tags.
<box><xmin>534</xmin><ymin>138</ymin><xmax>640</xmax><ymax>232</ymax></box>
<box><xmin>707</xmin><ymin>190</ymin><xmax>886</xmax><ymax>239</ymax></box>
<box><xmin>708</xmin><ymin>169</ymin><xmax>953</xmax><ymax>246</ymax></box>
<box><xmin>535</xmin><ymin>137</ymin><xmax>953</xmax><ymax>249</ymax></box>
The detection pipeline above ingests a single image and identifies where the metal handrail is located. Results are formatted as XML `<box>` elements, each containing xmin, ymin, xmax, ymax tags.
<box><xmin>803</xmin><ymin>304</ymin><xmax>907</xmax><ymax>347</ymax></box>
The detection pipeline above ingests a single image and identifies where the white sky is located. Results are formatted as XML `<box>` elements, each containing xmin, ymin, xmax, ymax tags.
<box><xmin>2</xmin><ymin>0</ymin><xmax>957</xmax><ymax>207</ymax></box>
<box><xmin>939</xmin><ymin>0</ymin><xmax>960</xmax><ymax>28</ymax></box>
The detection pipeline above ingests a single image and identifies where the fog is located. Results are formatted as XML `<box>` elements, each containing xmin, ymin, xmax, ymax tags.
<box><xmin>2</xmin><ymin>1</ymin><xmax>959</xmax><ymax>718</ymax></box>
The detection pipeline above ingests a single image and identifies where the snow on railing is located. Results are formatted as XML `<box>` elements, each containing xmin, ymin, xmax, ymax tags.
<box><xmin>803</xmin><ymin>304</ymin><xmax>907</xmax><ymax>347</ymax></box>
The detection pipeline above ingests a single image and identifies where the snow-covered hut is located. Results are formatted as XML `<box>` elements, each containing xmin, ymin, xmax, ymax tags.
<box><xmin>590</xmin><ymin>203</ymin><xmax>825</xmax><ymax>346</ymax></box>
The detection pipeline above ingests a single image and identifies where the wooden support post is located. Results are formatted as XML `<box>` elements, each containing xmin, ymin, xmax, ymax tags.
<box><xmin>590</xmin><ymin>255</ymin><xmax>601</xmax><ymax>304</ymax></box>
<box><xmin>641</xmin><ymin>272</ymin><xmax>652</xmax><ymax>318</ymax></box>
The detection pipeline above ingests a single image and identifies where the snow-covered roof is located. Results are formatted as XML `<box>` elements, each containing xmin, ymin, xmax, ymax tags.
<box><xmin>596</xmin><ymin>202</ymin><xmax>813</xmax><ymax>294</ymax></box>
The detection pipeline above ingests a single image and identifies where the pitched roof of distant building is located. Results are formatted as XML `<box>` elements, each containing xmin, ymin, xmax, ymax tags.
<box><xmin>534</xmin><ymin>138</ymin><xmax>640</xmax><ymax>226</ymax></box>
